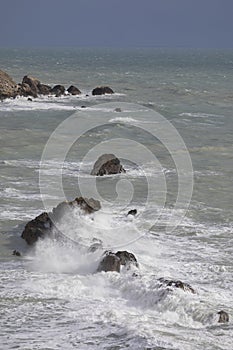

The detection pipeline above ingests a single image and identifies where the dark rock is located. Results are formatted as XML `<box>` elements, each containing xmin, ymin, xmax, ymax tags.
<box><xmin>22</xmin><ymin>75</ymin><xmax>40</xmax><ymax>97</ymax></box>
<box><xmin>97</xmin><ymin>253</ymin><xmax>120</xmax><ymax>273</ymax></box>
<box><xmin>91</xmin><ymin>154</ymin><xmax>126</xmax><ymax>176</ymax></box>
<box><xmin>12</xmin><ymin>250</ymin><xmax>21</xmax><ymax>257</ymax></box>
<box><xmin>27</xmin><ymin>98</ymin><xmax>33</xmax><ymax>102</ymax></box>
<box><xmin>18</xmin><ymin>82</ymin><xmax>38</xmax><ymax>98</ymax></box>
<box><xmin>38</xmin><ymin>83</ymin><xmax>52</xmax><ymax>95</ymax></box>
<box><xmin>67</xmin><ymin>85</ymin><xmax>81</xmax><ymax>95</ymax></box>
<box><xmin>158</xmin><ymin>278</ymin><xmax>195</xmax><ymax>294</ymax></box>
<box><xmin>92</xmin><ymin>86</ymin><xmax>114</xmax><ymax>95</ymax></box>
<box><xmin>127</xmin><ymin>209</ymin><xmax>137</xmax><ymax>216</ymax></box>
<box><xmin>218</xmin><ymin>310</ymin><xmax>229</xmax><ymax>323</ymax></box>
<box><xmin>88</xmin><ymin>239</ymin><xmax>103</xmax><ymax>253</ymax></box>
<box><xmin>81</xmin><ymin>105</ymin><xmax>86</xmax><ymax>108</ymax></box>
<box><xmin>51</xmin><ymin>84</ymin><xmax>65</xmax><ymax>97</ymax></box>
<box><xmin>114</xmin><ymin>107</ymin><xmax>122</xmax><ymax>112</ymax></box>
<box><xmin>0</xmin><ymin>70</ymin><xmax>17</xmax><ymax>99</ymax></box>
<box><xmin>73</xmin><ymin>197</ymin><xmax>101</xmax><ymax>214</ymax></box>
<box><xmin>115</xmin><ymin>251</ymin><xmax>138</xmax><ymax>268</ymax></box>
<box><xmin>21</xmin><ymin>212</ymin><xmax>52</xmax><ymax>245</ymax></box>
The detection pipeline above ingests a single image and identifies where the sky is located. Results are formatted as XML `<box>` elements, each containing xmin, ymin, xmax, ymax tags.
<box><xmin>0</xmin><ymin>0</ymin><xmax>232</xmax><ymax>48</ymax></box>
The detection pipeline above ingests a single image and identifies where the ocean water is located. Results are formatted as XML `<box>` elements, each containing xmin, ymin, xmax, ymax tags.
<box><xmin>0</xmin><ymin>48</ymin><xmax>233</xmax><ymax>349</ymax></box>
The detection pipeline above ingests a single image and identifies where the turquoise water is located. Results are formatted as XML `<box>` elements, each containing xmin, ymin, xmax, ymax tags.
<box><xmin>0</xmin><ymin>48</ymin><xmax>233</xmax><ymax>349</ymax></box>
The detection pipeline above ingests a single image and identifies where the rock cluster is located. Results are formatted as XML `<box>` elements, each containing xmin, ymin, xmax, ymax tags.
<box><xmin>0</xmin><ymin>70</ymin><xmax>114</xmax><ymax>100</ymax></box>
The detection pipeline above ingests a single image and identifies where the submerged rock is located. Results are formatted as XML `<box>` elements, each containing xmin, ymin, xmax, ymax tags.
<box><xmin>127</xmin><ymin>209</ymin><xmax>137</xmax><ymax>216</ymax></box>
<box><xmin>218</xmin><ymin>310</ymin><xmax>229</xmax><ymax>323</ymax></box>
<box><xmin>91</xmin><ymin>154</ymin><xmax>126</xmax><ymax>176</ymax></box>
<box><xmin>0</xmin><ymin>70</ymin><xmax>17</xmax><ymax>99</ymax></box>
<box><xmin>158</xmin><ymin>278</ymin><xmax>195</xmax><ymax>294</ymax></box>
<box><xmin>12</xmin><ymin>250</ymin><xmax>21</xmax><ymax>257</ymax></box>
<box><xmin>92</xmin><ymin>86</ymin><xmax>114</xmax><ymax>95</ymax></box>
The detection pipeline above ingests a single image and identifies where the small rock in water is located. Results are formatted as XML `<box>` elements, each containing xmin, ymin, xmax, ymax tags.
<box><xmin>158</xmin><ymin>278</ymin><xmax>195</xmax><ymax>294</ymax></box>
<box><xmin>97</xmin><ymin>253</ymin><xmax>120</xmax><ymax>273</ymax></box>
<box><xmin>91</xmin><ymin>154</ymin><xmax>126</xmax><ymax>176</ymax></box>
<box><xmin>218</xmin><ymin>310</ymin><xmax>229</xmax><ymax>323</ymax></box>
<box><xmin>114</xmin><ymin>107</ymin><xmax>122</xmax><ymax>112</ymax></box>
<box><xmin>127</xmin><ymin>209</ymin><xmax>137</xmax><ymax>216</ymax></box>
<box><xmin>12</xmin><ymin>250</ymin><xmax>21</xmax><ymax>257</ymax></box>
<box><xmin>27</xmin><ymin>97</ymin><xmax>32</xmax><ymax>101</ymax></box>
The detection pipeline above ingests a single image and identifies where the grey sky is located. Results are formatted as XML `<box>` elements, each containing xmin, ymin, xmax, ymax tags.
<box><xmin>0</xmin><ymin>0</ymin><xmax>232</xmax><ymax>48</ymax></box>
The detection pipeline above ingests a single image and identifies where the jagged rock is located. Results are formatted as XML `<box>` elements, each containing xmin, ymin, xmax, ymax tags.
<box><xmin>92</xmin><ymin>86</ymin><xmax>114</xmax><ymax>95</ymax></box>
<box><xmin>18</xmin><ymin>82</ymin><xmax>37</xmax><ymax>98</ymax></box>
<box><xmin>97</xmin><ymin>253</ymin><xmax>120</xmax><ymax>272</ymax></box>
<box><xmin>115</xmin><ymin>251</ymin><xmax>138</xmax><ymax>268</ymax></box>
<box><xmin>218</xmin><ymin>310</ymin><xmax>229</xmax><ymax>323</ymax></box>
<box><xmin>67</xmin><ymin>85</ymin><xmax>81</xmax><ymax>95</ymax></box>
<box><xmin>21</xmin><ymin>212</ymin><xmax>52</xmax><ymax>245</ymax></box>
<box><xmin>127</xmin><ymin>209</ymin><xmax>137</xmax><ymax>216</ymax></box>
<box><xmin>22</xmin><ymin>75</ymin><xmax>40</xmax><ymax>97</ymax></box>
<box><xmin>158</xmin><ymin>278</ymin><xmax>195</xmax><ymax>294</ymax></box>
<box><xmin>73</xmin><ymin>197</ymin><xmax>101</xmax><ymax>214</ymax></box>
<box><xmin>51</xmin><ymin>84</ymin><xmax>65</xmax><ymax>97</ymax></box>
<box><xmin>0</xmin><ymin>70</ymin><xmax>17</xmax><ymax>99</ymax></box>
<box><xmin>91</xmin><ymin>154</ymin><xmax>126</xmax><ymax>176</ymax></box>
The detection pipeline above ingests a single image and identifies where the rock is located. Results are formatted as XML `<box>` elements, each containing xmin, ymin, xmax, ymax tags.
<box><xmin>12</xmin><ymin>250</ymin><xmax>21</xmax><ymax>257</ymax></box>
<box><xmin>218</xmin><ymin>310</ymin><xmax>229</xmax><ymax>323</ymax></box>
<box><xmin>114</xmin><ymin>107</ymin><xmax>122</xmax><ymax>112</ymax></box>
<box><xmin>21</xmin><ymin>212</ymin><xmax>52</xmax><ymax>245</ymax></box>
<box><xmin>115</xmin><ymin>251</ymin><xmax>138</xmax><ymax>268</ymax></box>
<box><xmin>38</xmin><ymin>83</ymin><xmax>52</xmax><ymax>95</ymax></box>
<box><xmin>21</xmin><ymin>197</ymin><xmax>101</xmax><ymax>245</ymax></box>
<box><xmin>27</xmin><ymin>98</ymin><xmax>33</xmax><ymax>102</ymax></box>
<box><xmin>67</xmin><ymin>85</ymin><xmax>81</xmax><ymax>95</ymax></box>
<box><xmin>88</xmin><ymin>239</ymin><xmax>103</xmax><ymax>253</ymax></box>
<box><xmin>158</xmin><ymin>278</ymin><xmax>195</xmax><ymax>294</ymax></box>
<box><xmin>127</xmin><ymin>209</ymin><xmax>137</xmax><ymax>216</ymax></box>
<box><xmin>22</xmin><ymin>75</ymin><xmax>40</xmax><ymax>97</ymax></box>
<box><xmin>18</xmin><ymin>82</ymin><xmax>37</xmax><ymax>98</ymax></box>
<box><xmin>97</xmin><ymin>253</ymin><xmax>120</xmax><ymax>273</ymax></box>
<box><xmin>0</xmin><ymin>70</ymin><xmax>17</xmax><ymax>99</ymax></box>
<box><xmin>51</xmin><ymin>84</ymin><xmax>65</xmax><ymax>97</ymax></box>
<box><xmin>92</xmin><ymin>86</ymin><xmax>114</xmax><ymax>95</ymax></box>
<box><xmin>91</xmin><ymin>154</ymin><xmax>126</xmax><ymax>176</ymax></box>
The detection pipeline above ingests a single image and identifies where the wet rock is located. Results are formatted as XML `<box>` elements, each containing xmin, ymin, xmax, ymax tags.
<box><xmin>38</xmin><ymin>83</ymin><xmax>52</xmax><ymax>95</ymax></box>
<box><xmin>27</xmin><ymin>97</ymin><xmax>33</xmax><ymax>101</ymax></box>
<box><xmin>88</xmin><ymin>239</ymin><xmax>103</xmax><ymax>253</ymax></box>
<box><xmin>12</xmin><ymin>250</ymin><xmax>21</xmax><ymax>257</ymax></box>
<box><xmin>158</xmin><ymin>278</ymin><xmax>195</xmax><ymax>294</ymax></box>
<box><xmin>51</xmin><ymin>84</ymin><xmax>65</xmax><ymax>97</ymax></box>
<box><xmin>21</xmin><ymin>212</ymin><xmax>52</xmax><ymax>245</ymax></box>
<box><xmin>67</xmin><ymin>85</ymin><xmax>81</xmax><ymax>95</ymax></box>
<box><xmin>22</xmin><ymin>75</ymin><xmax>40</xmax><ymax>97</ymax></box>
<box><xmin>114</xmin><ymin>107</ymin><xmax>122</xmax><ymax>112</ymax></box>
<box><xmin>218</xmin><ymin>310</ymin><xmax>229</xmax><ymax>323</ymax></box>
<box><xmin>92</xmin><ymin>86</ymin><xmax>114</xmax><ymax>95</ymax></box>
<box><xmin>73</xmin><ymin>197</ymin><xmax>101</xmax><ymax>214</ymax></box>
<box><xmin>0</xmin><ymin>70</ymin><xmax>17</xmax><ymax>99</ymax></box>
<box><xmin>127</xmin><ymin>209</ymin><xmax>137</xmax><ymax>216</ymax></box>
<box><xmin>115</xmin><ymin>251</ymin><xmax>138</xmax><ymax>268</ymax></box>
<box><xmin>91</xmin><ymin>154</ymin><xmax>126</xmax><ymax>176</ymax></box>
<box><xmin>18</xmin><ymin>82</ymin><xmax>37</xmax><ymax>98</ymax></box>
<box><xmin>97</xmin><ymin>253</ymin><xmax>120</xmax><ymax>273</ymax></box>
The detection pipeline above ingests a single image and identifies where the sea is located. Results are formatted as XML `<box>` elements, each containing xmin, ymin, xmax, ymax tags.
<box><xmin>0</xmin><ymin>48</ymin><xmax>233</xmax><ymax>350</ymax></box>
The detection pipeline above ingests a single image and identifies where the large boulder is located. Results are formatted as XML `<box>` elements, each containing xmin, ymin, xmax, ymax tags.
<box><xmin>115</xmin><ymin>251</ymin><xmax>138</xmax><ymax>268</ymax></box>
<box><xmin>21</xmin><ymin>75</ymin><xmax>40</xmax><ymax>97</ymax></box>
<box><xmin>21</xmin><ymin>212</ymin><xmax>52</xmax><ymax>245</ymax></box>
<box><xmin>0</xmin><ymin>70</ymin><xmax>17</xmax><ymax>99</ymax></box>
<box><xmin>38</xmin><ymin>83</ymin><xmax>52</xmax><ymax>95</ymax></box>
<box><xmin>91</xmin><ymin>154</ymin><xmax>126</xmax><ymax>176</ymax></box>
<box><xmin>51</xmin><ymin>84</ymin><xmax>65</xmax><ymax>97</ymax></box>
<box><xmin>92</xmin><ymin>86</ymin><xmax>114</xmax><ymax>95</ymax></box>
<box><xmin>67</xmin><ymin>85</ymin><xmax>81</xmax><ymax>95</ymax></box>
<box><xmin>97</xmin><ymin>253</ymin><xmax>121</xmax><ymax>273</ymax></box>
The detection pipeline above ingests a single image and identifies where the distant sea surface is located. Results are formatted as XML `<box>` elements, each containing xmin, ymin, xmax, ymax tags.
<box><xmin>0</xmin><ymin>48</ymin><xmax>233</xmax><ymax>349</ymax></box>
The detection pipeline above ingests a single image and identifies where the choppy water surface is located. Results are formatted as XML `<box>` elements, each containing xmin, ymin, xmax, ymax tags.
<box><xmin>0</xmin><ymin>48</ymin><xmax>233</xmax><ymax>349</ymax></box>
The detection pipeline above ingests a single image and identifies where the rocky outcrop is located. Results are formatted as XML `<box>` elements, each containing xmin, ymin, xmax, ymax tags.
<box><xmin>127</xmin><ymin>209</ymin><xmax>137</xmax><ymax>216</ymax></box>
<box><xmin>21</xmin><ymin>197</ymin><xmax>101</xmax><ymax>245</ymax></box>
<box><xmin>67</xmin><ymin>85</ymin><xmax>81</xmax><ymax>95</ymax></box>
<box><xmin>115</xmin><ymin>251</ymin><xmax>138</xmax><ymax>268</ymax></box>
<box><xmin>92</xmin><ymin>86</ymin><xmax>114</xmax><ymax>95</ymax></box>
<box><xmin>38</xmin><ymin>83</ymin><xmax>52</xmax><ymax>95</ymax></box>
<box><xmin>158</xmin><ymin>278</ymin><xmax>195</xmax><ymax>294</ymax></box>
<box><xmin>91</xmin><ymin>154</ymin><xmax>126</xmax><ymax>176</ymax></box>
<box><xmin>0</xmin><ymin>70</ymin><xmax>17</xmax><ymax>99</ymax></box>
